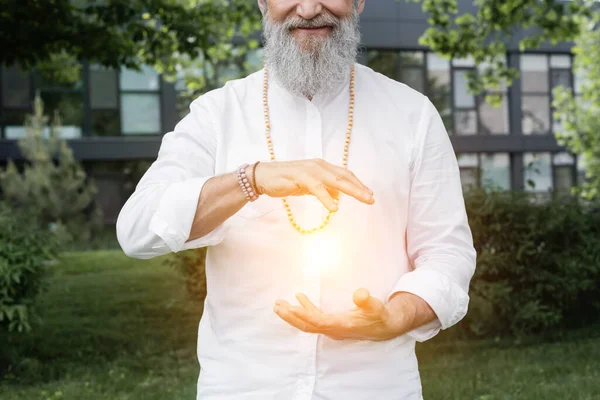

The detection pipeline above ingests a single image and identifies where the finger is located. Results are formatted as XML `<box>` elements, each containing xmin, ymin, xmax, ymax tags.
<box><xmin>322</xmin><ymin>171</ymin><xmax>373</xmax><ymax>205</ymax></box>
<box><xmin>274</xmin><ymin>300</ymin><xmax>321</xmax><ymax>333</ymax></box>
<box><xmin>326</xmin><ymin>164</ymin><xmax>373</xmax><ymax>196</ymax></box>
<box><xmin>305</xmin><ymin>179</ymin><xmax>338</xmax><ymax>212</ymax></box>
<box><xmin>352</xmin><ymin>288</ymin><xmax>385</xmax><ymax>314</ymax></box>
<box><xmin>296</xmin><ymin>293</ymin><xmax>321</xmax><ymax>314</ymax></box>
<box><xmin>289</xmin><ymin>307</ymin><xmax>335</xmax><ymax>333</ymax></box>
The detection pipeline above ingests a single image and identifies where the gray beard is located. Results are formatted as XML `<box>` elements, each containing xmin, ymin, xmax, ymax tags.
<box><xmin>262</xmin><ymin>8</ymin><xmax>361</xmax><ymax>98</ymax></box>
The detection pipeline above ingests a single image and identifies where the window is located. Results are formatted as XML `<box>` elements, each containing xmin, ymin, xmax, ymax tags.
<box><xmin>524</xmin><ymin>152</ymin><xmax>553</xmax><ymax>192</ymax></box>
<box><xmin>521</xmin><ymin>54</ymin><xmax>572</xmax><ymax>135</ymax></box>
<box><xmin>1</xmin><ymin>66</ymin><xmax>31</xmax><ymax>139</ymax></box>
<box><xmin>367</xmin><ymin>51</ymin><xmax>508</xmax><ymax>135</ymax></box>
<box><xmin>119</xmin><ymin>65</ymin><xmax>161</xmax><ymax>135</ymax></box>
<box><xmin>176</xmin><ymin>48</ymin><xmax>265</xmax><ymax>119</ymax></box>
<box><xmin>524</xmin><ymin>152</ymin><xmax>577</xmax><ymax>194</ymax></box>
<box><xmin>426</xmin><ymin>53</ymin><xmax>452</xmax><ymax>132</ymax></box>
<box><xmin>481</xmin><ymin>153</ymin><xmax>511</xmax><ymax>190</ymax></box>
<box><xmin>457</xmin><ymin>153</ymin><xmax>511</xmax><ymax>191</ymax></box>
<box><xmin>2</xmin><ymin>66</ymin><xmax>84</xmax><ymax>139</ymax></box>
<box><xmin>553</xmin><ymin>152</ymin><xmax>575</xmax><ymax>196</ymax></box>
<box><xmin>367</xmin><ymin>50</ymin><xmax>425</xmax><ymax>92</ymax></box>
<box><xmin>90</xmin><ymin>65</ymin><xmax>120</xmax><ymax>136</ymax></box>
<box><xmin>457</xmin><ymin>153</ymin><xmax>480</xmax><ymax>190</ymax></box>
<box><xmin>451</xmin><ymin>57</ymin><xmax>510</xmax><ymax>136</ymax></box>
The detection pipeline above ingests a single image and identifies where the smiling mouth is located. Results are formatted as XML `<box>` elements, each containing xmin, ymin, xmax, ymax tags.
<box><xmin>294</xmin><ymin>26</ymin><xmax>333</xmax><ymax>32</ymax></box>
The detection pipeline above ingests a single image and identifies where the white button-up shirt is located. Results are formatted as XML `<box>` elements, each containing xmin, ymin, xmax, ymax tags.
<box><xmin>117</xmin><ymin>64</ymin><xmax>476</xmax><ymax>400</ymax></box>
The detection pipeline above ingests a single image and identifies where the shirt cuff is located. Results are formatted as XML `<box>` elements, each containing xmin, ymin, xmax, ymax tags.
<box><xmin>148</xmin><ymin>176</ymin><xmax>228</xmax><ymax>253</ymax></box>
<box><xmin>388</xmin><ymin>268</ymin><xmax>469</xmax><ymax>342</ymax></box>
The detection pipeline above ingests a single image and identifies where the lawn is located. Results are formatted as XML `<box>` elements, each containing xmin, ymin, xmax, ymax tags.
<box><xmin>1</xmin><ymin>250</ymin><xmax>599</xmax><ymax>400</ymax></box>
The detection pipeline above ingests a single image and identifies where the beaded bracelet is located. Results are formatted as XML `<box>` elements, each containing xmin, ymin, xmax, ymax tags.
<box><xmin>237</xmin><ymin>163</ymin><xmax>259</xmax><ymax>202</ymax></box>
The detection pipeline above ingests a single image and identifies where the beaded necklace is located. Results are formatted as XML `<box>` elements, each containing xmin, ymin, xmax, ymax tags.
<box><xmin>262</xmin><ymin>66</ymin><xmax>356</xmax><ymax>234</ymax></box>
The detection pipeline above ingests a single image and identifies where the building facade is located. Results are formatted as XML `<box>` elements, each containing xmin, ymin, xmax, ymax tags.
<box><xmin>0</xmin><ymin>1</ymin><xmax>585</xmax><ymax>224</ymax></box>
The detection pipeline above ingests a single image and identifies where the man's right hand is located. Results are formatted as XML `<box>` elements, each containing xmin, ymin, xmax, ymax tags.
<box><xmin>254</xmin><ymin>159</ymin><xmax>374</xmax><ymax>212</ymax></box>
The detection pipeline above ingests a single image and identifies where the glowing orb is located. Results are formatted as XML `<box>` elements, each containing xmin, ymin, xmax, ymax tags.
<box><xmin>303</xmin><ymin>232</ymin><xmax>341</xmax><ymax>275</ymax></box>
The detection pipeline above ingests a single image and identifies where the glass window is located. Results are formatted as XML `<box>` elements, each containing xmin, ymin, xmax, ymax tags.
<box><xmin>553</xmin><ymin>152</ymin><xmax>575</xmax><ymax>196</ymax></box>
<box><xmin>481</xmin><ymin>153</ymin><xmax>511</xmax><ymax>190</ymax></box>
<box><xmin>553</xmin><ymin>152</ymin><xmax>575</xmax><ymax>166</ymax></box>
<box><xmin>452</xmin><ymin>57</ymin><xmax>475</xmax><ymax>67</ymax></box>
<box><xmin>457</xmin><ymin>153</ymin><xmax>479</xmax><ymax>189</ymax></box>
<box><xmin>453</xmin><ymin>70</ymin><xmax>475</xmax><ymax>108</ymax></box>
<box><xmin>460</xmin><ymin>169</ymin><xmax>479</xmax><ymax>189</ymax></box>
<box><xmin>37</xmin><ymin>69</ymin><xmax>83</xmax><ymax>91</ymax></box>
<box><xmin>120</xmin><ymin>94</ymin><xmax>161</xmax><ymax>134</ymax></box>
<box><xmin>426</xmin><ymin>53</ymin><xmax>451</xmax><ymax>132</ymax></box>
<box><xmin>399</xmin><ymin>52</ymin><xmax>424</xmax><ymax>66</ymax></box>
<box><xmin>119</xmin><ymin>65</ymin><xmax>160</xmax><ymax>91</ymax></box>
<box><xmin>521</xmin><ymin>55</ymin><xmax>549</xmax><ymax>92</ymax></box>
<box><xmin>367</xmin><ymin>51</ymin><xmax>399</xmax><ymax>80</ymax></box>
<box><xmin>2</xmin><ymin>66</ymin><xmax>31</xmax><ymax>108</ymax></box>
<box><xmin>3</xmin><ymin>109</ymin><xmax>28</xmax><ymax>139</ymax></box>
<box><xmin>458</xmin><ymin>153</ymin><xmax>479</xmax><ymax>168</ymax></box>
<box><xmin>522</xmin><ymin>95</ymin><xmax>550</xmax><ymax>135</ymax></box>
<box><xmin>454</xmin><ymin>110</ymin><xmax>477</xmax><ymax>135</ymax></box>
<box><xmin>479</xmin><ymin>94</ymin><xmax>509</xmax><ymax>135</ymax></box>
<box><xmin>427</xmin><ymin>53</ymin><xmax>450</xmax><ymax>86</ymax></box>
<box><xmin>399</xmin><ymin>68</ymin><xmax>424</xmax><ymax>92</ymax></box>
<box><xmin>550</xmin><ymin>54</ymin><xmax>571</xmax><ymax>69</ymax></box>
<box><xmin>40</xmin><ymin>92</ymin><xmax>83</xmax><ymax>125</ymax></box>
<box><xmin>92</xmin><ymin>109</ymin><xmax>120</xmax><ymax>136</ymax></box>
<box><xmin>551</xmin><ymin>70</ymin><xmax>571</xmax><ymax>90</ymax></box>
<box><xmin>91</xmin><ymin>66</ymin><xmax>118</xmax><ymax>109</ymax></box>
<box><xmin>524</xmin><ymin>152</ymin><xmax>553</xmax><ymax>192</ymax></box>
<box><xmin>554</xmin><ymin>166</ymin><xmax>574</xmax><ymax>195</ymax></box>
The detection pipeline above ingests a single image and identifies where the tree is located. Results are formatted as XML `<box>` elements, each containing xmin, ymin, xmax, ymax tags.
<box><xmin>407</xmin><ymin>0</ymin><xmax>590</xmax><ymax>99</ymax></box>
<box><xmin>0</xmin><ymin>94</ymin><xmax>102</xmax><ymax>247</ymax></box>
<box><xmin>406</xmin><ymin>0</ymin><xmax>600</xmax><ymax>197</ymax></box>
<box><xmin>0</xmin><ymin>0</ymin><xmax>262</xmax><ymax>90</ymax></box>
<box><xmin>554</xmin><ymin>10</ymin><xmax>600</xmax><ymax>200</ymax></box>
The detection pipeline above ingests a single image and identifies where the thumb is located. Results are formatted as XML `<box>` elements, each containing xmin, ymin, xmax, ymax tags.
<box><xmin>353</xmin><ymin>288</ymin><xmax>384</xmax><ymax>314</ymax></box>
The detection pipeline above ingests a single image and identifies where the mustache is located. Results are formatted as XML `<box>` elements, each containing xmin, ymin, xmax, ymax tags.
<box><xmin>281</xmin><ymin>13</ymin><xmax>341</xmax><ymax>31</ymax></box>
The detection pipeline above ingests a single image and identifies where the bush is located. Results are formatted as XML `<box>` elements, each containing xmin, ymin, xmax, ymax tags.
<box><xmin>0</xmin><ymin>203</ymin><xmax>58</xmax><ymax>333</ymax></box>
<box><xmin>163</xmin><ymin>248</ymin><xmax>207</xmax><ymax>303</ymax></box>
<box><xmin>461</xmin><ymin>187</ymin><xmax>600</xmax><ymax>337</ymax></box>
<box><xmin>0</xmin><ymin>94</ymin><xmax>102</xmax><ymax>250</ymax></box>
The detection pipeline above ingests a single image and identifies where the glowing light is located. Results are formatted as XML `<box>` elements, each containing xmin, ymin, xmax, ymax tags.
<box><xmin>303</xmin><ymin>232</ymin><xmax>341</xmax><ymax>275</ymax></box>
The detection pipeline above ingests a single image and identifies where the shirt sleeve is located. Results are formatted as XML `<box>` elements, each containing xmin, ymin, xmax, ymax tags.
<box><xmin>116</xmin><ymin>96</ymin><xmax>229</xmax><ymax>259</ymax></box>
<box><xmin>388</xmin><ymin>97</ymin><xmax>477</xmax><ymax>342</ymax></box>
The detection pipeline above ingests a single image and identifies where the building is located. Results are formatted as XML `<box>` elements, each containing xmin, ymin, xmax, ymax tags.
<box><xmin>0</xmin><ymin>1</ymin><xmax>585</xmax><ymax>225</ymax></box>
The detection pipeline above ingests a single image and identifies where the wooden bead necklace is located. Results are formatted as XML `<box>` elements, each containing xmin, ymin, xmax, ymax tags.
<box><xmin>262</xmin><ymin>66</ymin><xmax>356</xmax><ymax>235</ymax></box>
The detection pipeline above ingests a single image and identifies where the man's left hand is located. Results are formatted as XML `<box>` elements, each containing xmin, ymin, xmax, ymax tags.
<box><xmin>273</xmin><ymin>288</ymin><xmax>408</xmax><ymax>341</ymax></box>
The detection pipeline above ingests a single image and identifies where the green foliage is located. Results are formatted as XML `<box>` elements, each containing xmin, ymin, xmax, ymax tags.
<box><xmin>0</xmin><ymin>203</ymin><xmax>58</xmax><ymax>334</ymax></box>
<box><xmin>0</xmin><ymin>0</ymin><xmax>262</xmax><ymax>94</ymax></box>
<box><xmin>163</xmin><ymin>248</ymin><xmax>207</xmax><ymax>303</ymax></box>
<box><xmin>405</xmin><ymin>0</ymin><xmax>590</xmax><ymax>96</ymax></box>
<box><xmin>0</xmin><ymin>94</ymin><xmax>103</xmax><ymax>248</ymax></box>
<box><xmin>462</xmin><ymin>187</ymin><xmax>600</xmax><ymax>337</ymax></box>
<box><xmin>554</xmin><ymin>10</ymin><xmax>600</xmax><ymax>200</ymax></box>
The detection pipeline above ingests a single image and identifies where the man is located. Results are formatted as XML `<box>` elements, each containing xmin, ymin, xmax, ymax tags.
<box><xmin>117</xmin><ymin>0</ymin><xmax>476</xmax><ymax>399</ymax></box>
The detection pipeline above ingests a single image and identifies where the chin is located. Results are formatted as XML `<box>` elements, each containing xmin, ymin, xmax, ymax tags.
<box><xmin>295</xmin><ymin>36</ymin><xmax>327</xmax><ymax>54</ymax></box>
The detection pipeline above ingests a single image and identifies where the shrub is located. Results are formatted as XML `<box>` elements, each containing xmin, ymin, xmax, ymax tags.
<box><xmin>0</xmin><ymin>203</ymin><xmax>58</xmax><ymax>333</ymax></box>
<box><xmin>0</xmin><ymin>94</ymin><xmax>103</xmax><ymax>249</ymax></box>
<box><xmin>163</xmin><ymin>248</ymin><xmax>207</xmax><ymax>303</ymax></box>
<box><xmin>462</xmin><ymin>187</ymin><xmax>600</xmax><ymax>337</ymax></box>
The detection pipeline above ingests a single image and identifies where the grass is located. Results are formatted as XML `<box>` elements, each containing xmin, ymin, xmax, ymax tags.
<box><xmin>1</xmin><ymin>250</ymin><xmax>599</xmax><ymax>399</ymax></box>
